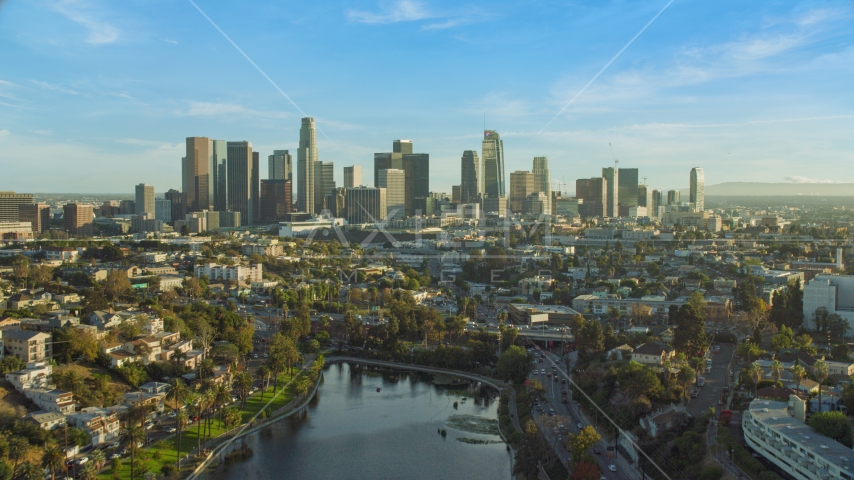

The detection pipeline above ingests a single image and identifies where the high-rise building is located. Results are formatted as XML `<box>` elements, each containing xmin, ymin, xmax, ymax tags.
<box><xmin>482</xmin><ymin>196</ymin><xmax>507</xmax><ymax>217</ymax></box>
<box><xmin>394</xmin><ymin>139</ymin><xmax>413</xmax><ymax>154</ymax></box>
<box><xmin>252</xmin><ymin>152</ymin><xmax>260</xmax><ymax>222</ymax></box>
<box><xmin>451</xmin><ymin>186</ymin><xmax>462</xmax><ymax>204</ymax></box>
<box><xmin>602</xmin><ymin>167</ymin><xmax>619</xmax><ymax>217</ymax></box>
<box><xmin>260</xmin><ymin>179</ymin><xmax>292</xmax><ymax>222</ymax></box>
<box><xmin>63</xmin><ymin>203</ymin><xmax>94</xmax><ymax>237</ymax></box>
<box><xmin>269</xmin><ymin>150</ymin><xmax>293</xmax><ymax>182</ymax></box>
<box><xmin>576</xmin><ymin>177</ymin><xmax>607</xmax><ymax>218</ymax></box>
<box><xmin>19</xmin><ymin>203</ymin><xmax>50</xmax><ymax>233</ymax></box>
<box><xmin>227</xmin><ymin>141</ymin><xmax>255</xmax><ymax>225</ymax></box>
<box><xmin>345</xmin><ymin>186</ymin><xmax>386</xmax><ymax>224</ymax></box>
<box><xmin>667</xmin><ymin>190</ymin><xmax>681</xmax><ymax>205</ymax></box>
<box><xmin>297</xmin><ymin>118</ymin><xmax>318</xmax><ymax>213</ymax></box>
<box><xmin>212</xmin><ymin>140</ymin><xmax>228</xmax><ymax>211</ymax></box>
<box><xmin>618</xmin><ymin>168</ymin><xmax>639</xmax><ymax>214</ymax></box>
<box><xmin>155</xmin><ymin>199</ymin><xmax>172</xmax><ymax>223</ymax></box>
<box><xmin>532</xmin><ymin>157</ymin><xmax>551</xmax><ymax>213</ymax></box>
<box><xmin>526</xmin><ymin>192</ymin><xmax>549</xmax><ymax>216</ymax></box>
<box><xmin>330</xmin><ymin>187</ymin><xmax>347</xmax><ymax>219</ymax></box>
<box><xmin>481</xmin><ymin>130</ymin><xmax>505</xmax><ymax>199</ymax></box>
<box><xmin>509</xmin><ymin>171</ymin><xmax>535</xmax><ymax>214</ymax></box>
<box><xmin>373</xmin><ymin>152</ymin><xmax>401</xmax><ymax>187</ymax></box>
<box><xmin>119</xmin><ymin>200</ymin><xmax>136</xmax><ymax>215</ymax></box>
<box><xmin>652</xmin><ymin>189</ymin><xmax>663</xmax><ymax>217</ymax></box>
<box><xmin>690</xmin><ymin>167</ymin><xmax>705</xmax><ymax>212</ymax></box>
<box><xmin>402</xmin><ymin>153</ymin><xmax>429</xmax><ymax>216</ymax></box>
<box><xmin>343</xmin><ymin>165</ymin><xmax>362</xmax><ymax>188</ymax></box>
<box><xmin>0</xmin><ymin>192</ymin><xmax>34</xmax><ymax>222</ymax></box>
<box><xmin>165</xmin><ymin>189</ymin><xmax>187</xmax><ymax>225</ymax></box>
<box><xmin>135</xmin><ymin>184</ymin><xmax>155</xmax><ymax>216</ymax></box>
<box><xmin>314</xmin><ymin>161</ymin><xmax>335</xmax><ymax>213</ymax></box>
<box><xmin>183</xmin><ymin>137</ymin><xmax>213</xmax><ymax>212</ymax></box>
<box><xmin>460</xmin><ymin>150</ymin><xmax>480</xmax><ymax>204</ymax></box>
<box><xmin>378</xmin><ymin>169</ymin><xmax>405</xmax><ymax>220</ymax></box>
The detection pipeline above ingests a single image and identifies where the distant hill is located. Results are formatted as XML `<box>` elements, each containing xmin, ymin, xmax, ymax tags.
<box><xmin>681</xmin><ymin>182</ymin><xmax>854</xmax><ymax>197</ymax></box>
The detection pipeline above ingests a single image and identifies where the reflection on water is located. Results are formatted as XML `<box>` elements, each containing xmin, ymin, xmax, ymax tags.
<box><xmin>205</xmin><ymin>362</ymin><xmax>512</xmax><ymax>480</ymax></box>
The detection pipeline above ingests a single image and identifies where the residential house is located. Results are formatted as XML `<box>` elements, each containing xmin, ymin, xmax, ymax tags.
<box><xmin>639</xmin><ymin>404</ymin><xmax>689</xmax><ymax>438</ymax></box>
<box><xmin>3</xmin><ymin>330</ymin><xmax>52</xmax><ymax>362</ymax></box>
<box><xmin>24</xmin><ymin>388</ymin><xmax>75</xmax><ymax>414</ymax></box>
<box><xmin>26</xmin><ymin>411</ymin><xmax>67</xmax><ymax>430</ymax></box>
<box><xmin>631</xmin><ymin>342</ymin><xmax>676</xmax><ymax>366</ymax></box>
<box><xmin>5</xmin><ymin>361</ymin><xmax>53</xmax><ymax>391</ymax></box>
<box><xmin>88</xmin><ymin>310</ymin><xmax>123</xmax><ymax>330</ymax></box>
<box><xmin>123</xmin><ymin>391</ymin><xmax>165</xmax><ymax>413</ymax></box>
<box><xmin>68</xmin><ymin>408</ymin><xmax>120</xmax><ymax>447</ymax></box>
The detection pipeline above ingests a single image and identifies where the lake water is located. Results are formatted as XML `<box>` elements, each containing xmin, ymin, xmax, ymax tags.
<box><xmin>204</xmin><ymin>362</ymin><xmax>513</xmax><ymax>480</ymax></box>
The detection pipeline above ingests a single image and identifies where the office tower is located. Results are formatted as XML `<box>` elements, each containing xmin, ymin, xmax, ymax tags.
<box><xmin>227</xmin><ymin>141</ymin><xmax>254</xmax><ymax>225</ymax></box>
<box><xmin>343</xmin><ymin>165</ymin><xmax>362</xmax><ymax>188</ymax></box>
<box><xmin>509</xmin><ymin>171</ymin><xmax>535</xmax><ymax>214</ymax></box>
<box><xmin>252</xmin><ymin>152</ymin><xmax>260</xmax><ymax>222</ymax></box>
<box><xmin>19</xmin><ymin>203</ymin><xmax>50</xmax><ymax>233</ymax></box>
<box><xmin>667</xmin><ymin>189</ymin><xmax>681</xmax><ymax>205</ymax></box>
<box><xmin>269</xmin><ymin>150</ymin><xmax>293</xmax><ymax>181</ymax></box>
<box><xmin>165</xmin><ymin>189</ymin><xmax>187</xmax><ymax>225</ymax></box>
<box><xmin>0</xmin><ymin>192</ymin><xmax>34</xmax><ymax>222</ymax></box>
<box><xmin>482</xmin><ymin>196</ymin><xmax>507</xmax><ymax>217</ymax></box>
<box><xmin>183</xmin><ymin>137</ymin><xmax>214</xmax><ymax>212</ymax></box>
<box><xmin>526</xmin><ymin>193</ymin><xmax>549</xmax><ymax>216</ymax></box>
<box><xmin>378</xmin><ymin>169</ymin><xmax>405</xmax><ymax>220</ymax></box>
<box><xmin>63</xmin><ymin>203</ymin><xmax>94</xmax><ymax>237</ymax></box>
<box><xmin>402</xmin><ymin>153</ymin><xmax>429</xmax><ymax>216</ymax></box>
<box><xmin>99</xmin><ymin>201</ymin><xmax>120</xmax><ymax>217</ymax></box>
<box><xmin>119</xmin><ymin>200</ymin><xmax>136</xmax><ymax>215</ymax></box>
<box><xmin>297</xmin><ymin>117</ymin><xmax>318</xmax><ymax>213</ymax></box>
<box><xmin>155</xmin><ymin>199</ymin><xmax>172</xmax><ymax>223</ymax></box>
<box><xmin>554</xmin><ymin>196</ymin><xmax>581</xmax><ymax>217</ymax></box>
<box><xmin>212</xmin><ymin>140</ymin><xmax>228</xmax><ymax>211</ymax></box>
<box><xmin>690</xmin><ymin>167</ymin><xmax>705</xmax><ymax>212</ymax></box>
<box><xmin>481</xmin><ymin>130</ymin><xmax>505</xmax><ymax>199</ymax></box>
<box><xmin>576</xmin><ymin>177</ymin><xmax>607</xmax><ymax>217</ymax></box>
<box><xmin>394</xmin><ymin>139</ymin><xmax>413</xmax><ymax>154</ymax></box>
<box><xmin>330</xmin><ymin>187</ymin><xmax>347</xmax><ymax>218</ymax></box>
<box><xmin>532</xmin><ymin>157</ymin><xmax>551</xmax><ymax>213</ymax></box>
<box><xmin>460</xmin><ymin>150</ymin><xmax>480</xmax><ymax>204</ymax></box>
<box><xmin>451</xmin><ymin>186</ymin><xmax>462</xmax><ymax>204</ymax></box>
<box><xmin>135</xmin><ymin>184</ymin><xmax>155</xmax><ymax>216</ymax></box>
<box><xmin>652</xmin><ymin>189</ymin><xmax>663</xmax><ymax>217</ymax></box>
<box><xmin>314</xmin><ymin>161</ymin><xmax>335</xmax><ymax>213</ymax></box>
<box><xmin>373</xmin><ymin>152</ymin><xmax>402</xmax><ymax>187</ymax></box>
<box><xmin>618</xmin><ymin>168</ymin><xmax>639</xmax><ymax>214</ymax></box>
<box><xmin>413</xmin><ymin>197</ymin><xmax>435</xmax><ymax>217</ymax></box>
<box><xmin>602</xmin><ymin>167</ymin><xmax>619</xmax><ymax>217</ymax></box>
<box><xmin>345</xmin><ymin>186</ymin><xmax>387</xmax><ymax>224</ymax></box>
<box><xmin>219</xmin><ymin>210</ymin><xmax>241</xmax><ymax>228</ymax></box>
<box><xmin>260</xmin><ymin>179</ymin><xmax>292</xmax><ymax>222</ymax></box>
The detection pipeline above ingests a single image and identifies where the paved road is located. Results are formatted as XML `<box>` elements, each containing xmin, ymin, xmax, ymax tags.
<box><xmin>687</xmin><ymin>343</ymin><xmax>736</xmax><ymax>417</ymax></box>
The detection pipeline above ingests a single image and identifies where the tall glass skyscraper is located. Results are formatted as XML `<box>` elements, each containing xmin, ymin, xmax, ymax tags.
<box><xmin>532</xmin><ymin>156</ymin><xmax>551</xmax><ymax>214</ymax></box>
<box><xmin>481</xmin><ymin>130</ymin><xmax>505</xmax><ymax>199</ymax></box>
<box><xmin>460</xmin><ymin>150</ymin><xmax>480</xmax><ymax>204</ymax></box>
<box><xmin>690</xmin><ymin>167</ymin><xmax>705</xmax><ymax>212</ymax></box>
<box><xmin>227</xmin><ymin>141</ymin><xmax>254</xmax><ymax>225</ymax></box>
<box><xmin>297</xmin><ymin>118</ymin><xmax>317</xmax><ymax>213</ymax></box>
<box><xmin>602</xmin><ymin>167</ymin><xmax>619</xmax><ymax>217</ymax></box>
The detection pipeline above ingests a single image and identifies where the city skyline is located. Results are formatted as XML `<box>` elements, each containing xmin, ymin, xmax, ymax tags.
<box><xmin>2</xmin><ymin>1</ymin><xmax>853</xmax><ymax>193</ymax></box>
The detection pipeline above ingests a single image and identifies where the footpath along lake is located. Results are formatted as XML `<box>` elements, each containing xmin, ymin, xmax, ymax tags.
<box><xmin>204</xmin><ymin>362</ymin><xmax>512</xmax><ymax>480</ymax></box>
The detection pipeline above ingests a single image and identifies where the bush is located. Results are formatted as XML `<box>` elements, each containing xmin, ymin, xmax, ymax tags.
<box><xmin>698</xmin><ymin>467</ymin><xmax>723</xmax><ymax>480</ymax></box>
<box><xmin>160</xmin><ymin>464</ymin><xmax>178</xmax><ymax>478</ymax></box>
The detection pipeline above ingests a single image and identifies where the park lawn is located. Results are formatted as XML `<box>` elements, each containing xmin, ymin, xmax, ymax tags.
<box><xmin>97</xmin><ymin>371</ymin><xmax>301</xmax><ymax>480</ymax></box>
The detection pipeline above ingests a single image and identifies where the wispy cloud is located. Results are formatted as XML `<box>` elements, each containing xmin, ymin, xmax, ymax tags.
<box><xmin>178</xmin><ymin>101</ymin><xmax>290</xmax><ymax>119</ymax></box>
<box><xmin>163</xmin><ymin>38</ymin><xmax>178</xmax><ymax>44</ymax></box>
<box><xmin>30</xmin><ymin>79</ymin><xmax>79</xmax><ymax>95</ymax></box>
<box><xmin>784</xmin><ymin>176</ymin><xmax>846</xmax><ymax>184</ymax></box>
<box><xmin>30</xmin><ymin>129</ymin><xmax>54</xmax><ymax>135</ymax></box>
<box><xmin>110</xmin><ymin>93</ymin><xmax>133</xmax><ymax>100</ymax></box>
<box><xmin>51</xmin><ymin>0</ymin><xmax>119</xmax><ymax>45</ymax></box>
<box><xmin>346</xmin><ymin>0</ymin><xmax>483</xmax><ymax>30</ymax></box>
<box><xmin>114</xmin><ymin>138</ymin><xmax>181</xmax><ymax>149</ymax></box>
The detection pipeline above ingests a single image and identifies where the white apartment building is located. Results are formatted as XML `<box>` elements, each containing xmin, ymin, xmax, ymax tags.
<box><xmin>743</xmin><ymin>397</ymin><xmax>854</xmax><ymax>480</ymax></box>
<box><xmin>194</xmin><ymin>262</ymin><xmax>263</xmax><ymax>283</ymax></box>
<box><xmin>572</xmin><ymin>294</ymin><xmax>685</xmax><ymax>318</ymax></box>
<box><xmin>5</xmin><ymin>361</ymin><xmax>54</xmax><ymax>392</ymax></box>
<box><xmin>803</xmin><ymin>275</ymin><xmax>854</xmax><ymax>330</ymax></box>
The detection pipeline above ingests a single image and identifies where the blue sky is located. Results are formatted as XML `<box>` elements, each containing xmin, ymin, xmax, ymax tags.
<box><xmin>1</xmin><ymin>0</ymin><xmax>853</xmax><ymax>194</ymax></box>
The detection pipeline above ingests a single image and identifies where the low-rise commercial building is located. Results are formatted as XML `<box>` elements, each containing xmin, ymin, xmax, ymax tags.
<box><xmin>194</xmin><ymin>262</ymin><xmax>263</xmax><ymax>284</ymax></box>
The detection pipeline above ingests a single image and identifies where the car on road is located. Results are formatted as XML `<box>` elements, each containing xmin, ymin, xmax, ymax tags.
<box><xmin>593</xmin><ymin>447</ymin><xmax>601</xmax><ymax>455</ymax></box>
<box><xmin>577</xmin><ymin>423</ymin><xmax>583</xmax><ymax>429</ymax></box>
<box><xmin>540</xmin><ymin>369</ymin><xmax>545</xmax><ymax>375</ymax></box>
<box><xmin>608</xmin><ymin>465</ymin><xmax>617</xmax><ymax>472</ymax></box>
<box><xmin>110</xmin><ymin>453</ymin><xmax>121</xmax><ymax>460</ymax></box>
<box><xmin>76</xmin><ymin>457</ymin><xmax>88</xmax><ymax>465</ymax></box>
<box><xmin>168</xmin><ymin>428</ymin><xmax>177</xmax><ymax>433</ymax></box>
<box><xmin>561</xmin><ymin>398</ymin><xmax>567</xmax><ymax>404</ymax></box>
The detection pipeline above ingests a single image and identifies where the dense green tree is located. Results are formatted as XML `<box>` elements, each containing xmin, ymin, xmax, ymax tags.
<box><xmin>809</xmin><ymin>411</ymin><xmax>853</xmax><ymax>447</ymax></box>
<box><xmin>496</xmin><ymin>345</ymin><xmax>530</xmax><ymax>384</ymax></box>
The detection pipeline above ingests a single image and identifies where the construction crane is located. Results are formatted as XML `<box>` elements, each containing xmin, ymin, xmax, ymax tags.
<box><xmin>609</xmin><ymin>142</ymin><xmax>619</xmax><ymax>169</ymax></box>
<box><xmin>642</xmin><ymin>176</ymin><xmax>648</xmax><ymax>185</ymax></box>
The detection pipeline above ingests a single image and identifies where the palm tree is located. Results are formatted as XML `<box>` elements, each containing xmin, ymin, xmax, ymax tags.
<box><xmin>234</xmin><ymin>372</ymin><xmax>254</xmax><ymax>410</ymax></box>
<box><xmin>748</xmin><ymin>362</ymin><xmax>764</xmax><ymax>397</ymax></box>
<box><xmin>176</xmin><ymin>409</ymin><xmax>188</xmax><ymax>467</ymax></box>
<box><xmin>42</xmin><ymin>445</ymin><xmax>65</xmax><ymax>480</ymax></box>
<box><xmin>256</xmin><ymin>365</ymin><xmax>271</xmax><ymax>400</ymax></box>
<box><xmin>814</xmin><ymin>359</ymin><xmax>829</xmax><ymax>413</ymax></box>
<box><xmin>8</xmin><ymin>436</ymin><xmax>29</xmax><ymax>476</ymax></box>
<box><xmin>79</xmin><ymin>462</ymin><xmax>97</xmax><ymax>480</ymax></box>
<box><xmin>791</xmin><ymin>364</ymin><xmax>806</xmax><ymax>394</ymax></box>
<box><xmin>166</xmin><ymin>378</ymin><xmax>189</xmax><ymax>413</ymax></box>
<box><xmin>120</xmin><ymin>424</ymin><xmax>145</xmax><ymax>480</ymax></box>
<box><xmin>15</xmin><ymin>462</ymin><xmax>43</xmax><ymax>480</ymax></box>
<box><xmin>770</xmin><ymin>360</ymin><xmax>784</xmax><ymax>384</ymax></box>
<box><xmin>198</xmin><ymin>358</ymin><xmax>215</xmax><ymax>382</ymax></box>
<box><xmin>90</xmin><ymin>448</ymin><xmax>105</xmax><ymax>472</ymax></box>
<box><xmin>693</xmin><ymin>357</ymin><xmax>706</xmax><ymax>383</ymax></box>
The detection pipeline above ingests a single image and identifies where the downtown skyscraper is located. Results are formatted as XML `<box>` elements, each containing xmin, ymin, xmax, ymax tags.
<box><xmin>690</xmin><ymin>167</ymin><xmax>705</xmax><ymax>212</ymax></box>
<box><xmin>135</xmin><ymin>184</ymin><xmax>155</xmax><ymax>216</ymax></box>
<box><xmin>532</xmin><ymin>156</ymin><xmax>551</xmax><ymax>214</ymax></box>
<box><xmin>460</xmin><ymin>150</ymin><xmax>480</xmax><ymax>204</ymax></box>
<box><xmin>481</xmin><ymin>130</ymin><xmax>506</xmax><ymax>200</ymax></box>
<box><xmin>269</xmin><ymin>150</ymin><xmax>292</xmax><ymax>182</ymax></box>
<box><xmin>602</xmin><ymin>167</ymin><xmax>619</xmax><ymax>217</ymax></box>
<box><xmin>297</xmin><ymin>117</ymin><xmax>318</xmax><ymax>214</ymax></box>
<box><xmin>227</xmin><ymin>141</ymin><xmax>255</xmax><ymax>225</ymax></box>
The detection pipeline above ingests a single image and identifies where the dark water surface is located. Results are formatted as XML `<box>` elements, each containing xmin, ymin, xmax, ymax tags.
<box><xmin>205</xmin><ymin>362</ymin><xmax>512</xmax><ymax>480</ymax></box>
